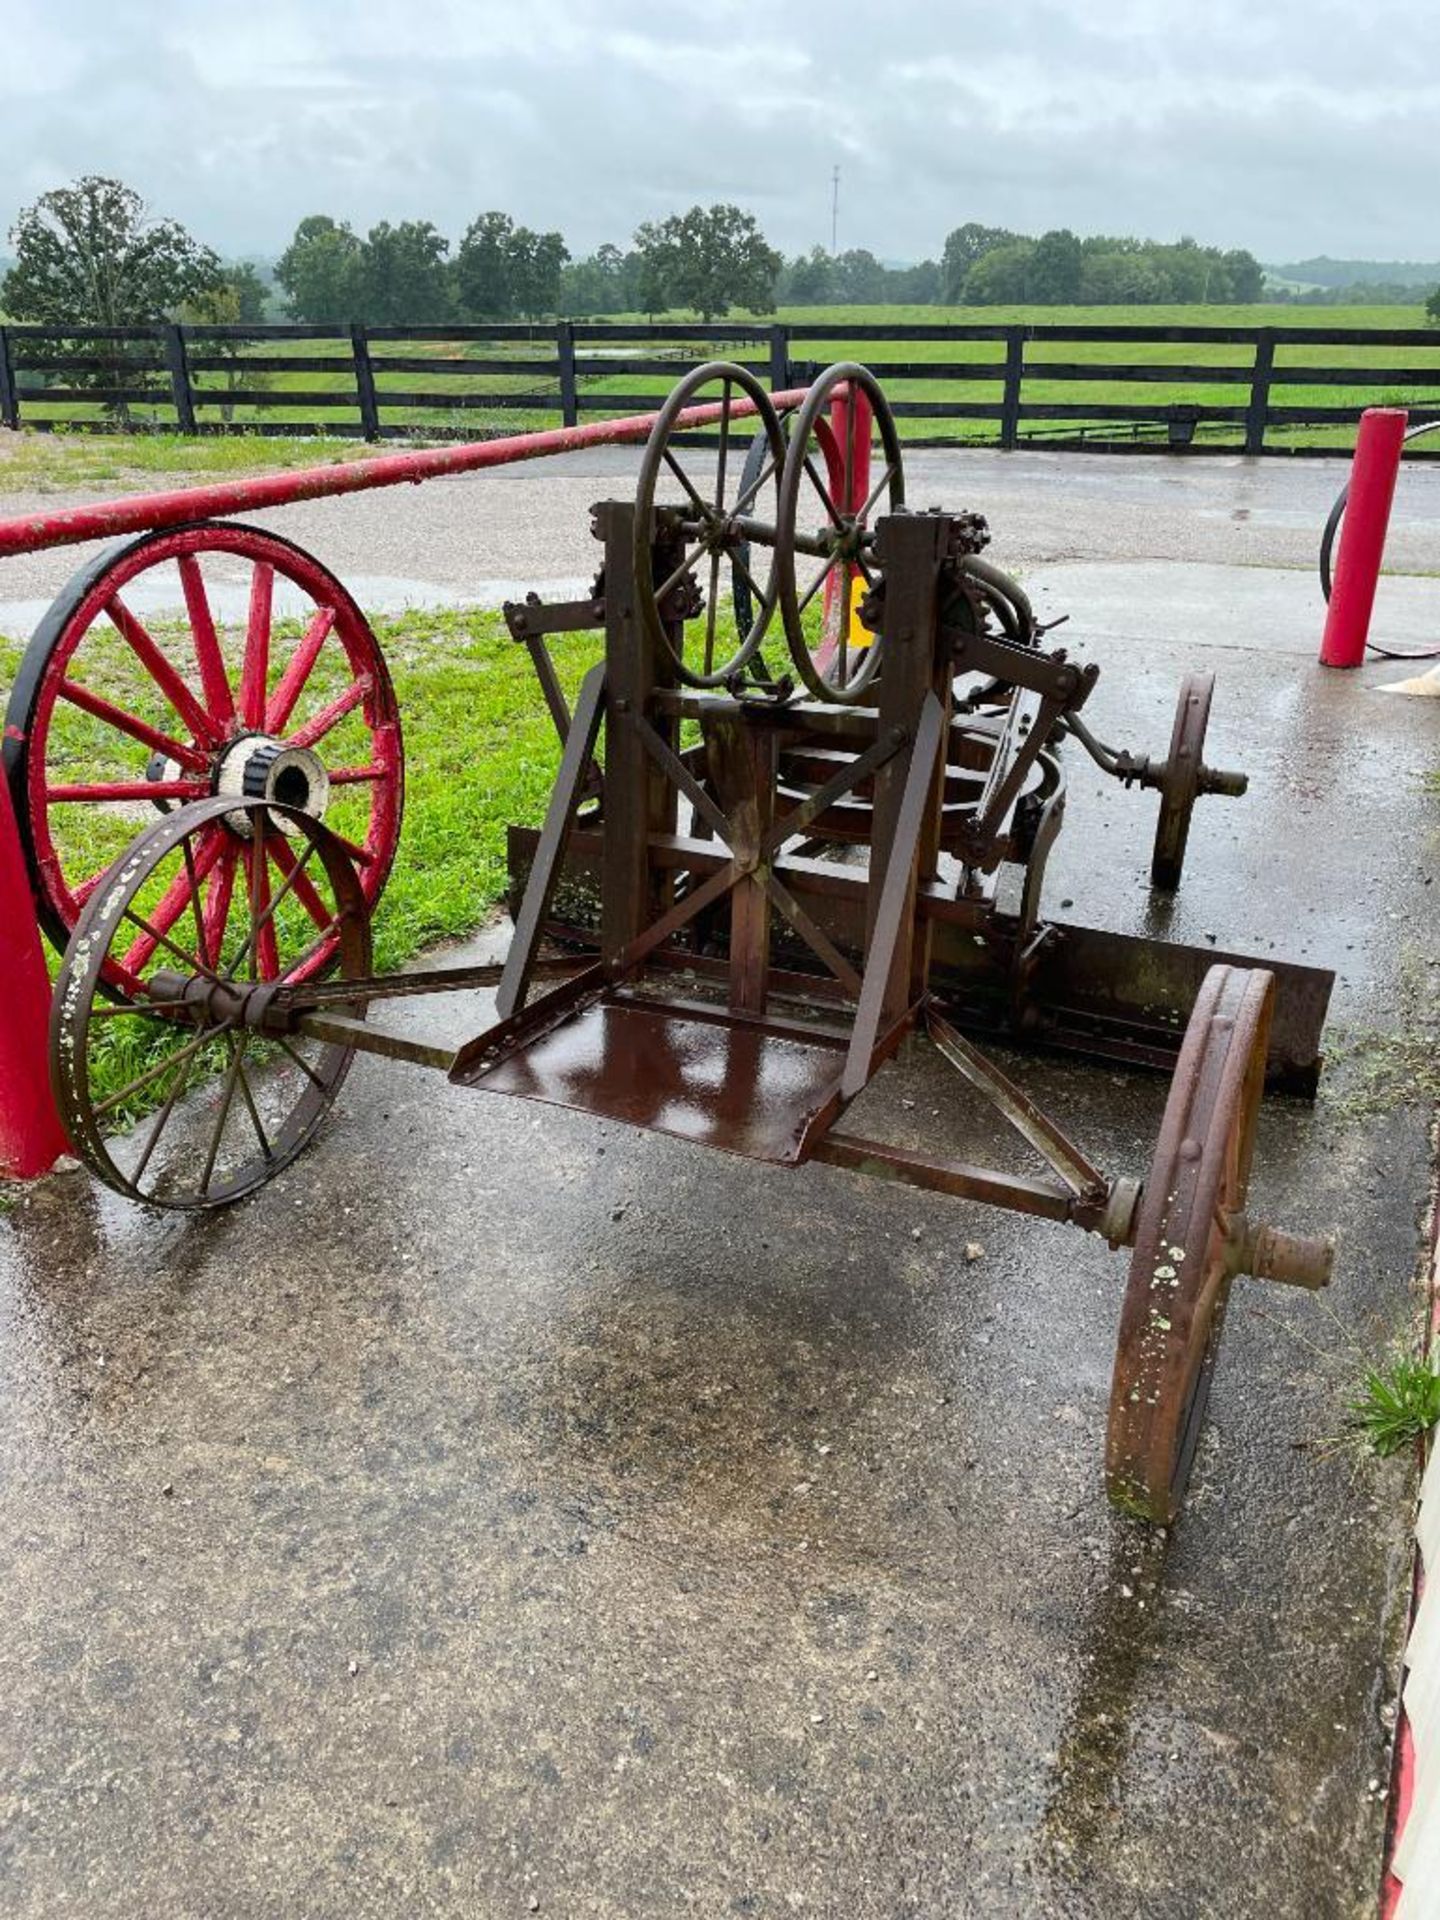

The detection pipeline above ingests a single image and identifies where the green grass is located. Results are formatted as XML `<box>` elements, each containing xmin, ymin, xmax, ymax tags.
<box><xmin>1347</xmin><ymin>1352</ymin><xmax>1440</xmax><ymax>1456</ymax></box>
<box><xmin>0</xmin><ymin>428</ymin><xmax>382</xmax><ymax>493</ymax></box>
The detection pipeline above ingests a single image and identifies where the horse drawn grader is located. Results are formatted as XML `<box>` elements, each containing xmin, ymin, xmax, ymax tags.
<box><xmin>4</xmin><ymin>362</ymin><xmax>1337</xmax><ymax>1522</ymax></box>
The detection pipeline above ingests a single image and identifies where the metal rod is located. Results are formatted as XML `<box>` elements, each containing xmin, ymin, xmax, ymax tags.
<box><xmin>0</xmin><ymin>388</ymin><xmax>811</xmax><ymax>559</ymax></box>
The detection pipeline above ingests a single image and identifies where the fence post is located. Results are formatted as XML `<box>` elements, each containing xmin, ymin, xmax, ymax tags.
<box><xmin>1319</xmin><ymin>407</ymin><xmax>1408</xmax><ymax>668</ymax></box>
<box><xmin>0</xmin><ymin>328</ymin><xmax>18</xmax><ymax>431</ymax></box>
<box><xmin>769</xmin><ymin>324</ymin><xmax>790</xmax><ymax>392</ymax></box>
<box><xmin>350</xmin><ymin>324</ymin><xmax>381</xmax><ymax>441</ymax></box>
<box><xmin>557</xmin><ymin>320</ymin><xmax>578</xmax><ymax>427</ymax></box>
<box><xmin>1244</xmin><ymin>328</ymin><xmax>1275</xmax><ymax>457</ymax></box>
<box><xmin>1000</xmin><ymin>328</ymin><xmax>1024</xmax><ymax>450</ymax></box>
<box><xmin>0</xmin><ymin>778</ymin><xmax>70</xmax><ymax>1179</ymax></box>
<box><xmin>163</xmin><ymin>323</ymin><xmax>196</xmax><ymax>434</ymax></box>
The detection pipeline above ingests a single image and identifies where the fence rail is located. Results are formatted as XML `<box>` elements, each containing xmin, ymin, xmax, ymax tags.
<box><xmin>1</xmin><ymin>318</ymin><xmax>1438</xmax><ymax>457</ymax></box>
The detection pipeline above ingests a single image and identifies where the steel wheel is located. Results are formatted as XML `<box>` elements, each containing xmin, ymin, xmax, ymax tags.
<box><xmin>52</xmin><ymin>796</ymin><xmax>370</xmax><ymax>1209</ymax></box>
<box><xmin>4</xmin><ymin>520</ymin><xmax>402</xmax><ymax>991</ymax></box>
<box><xmin>632</xmin><ymin>361</ymin><xmax>787</xmax><ymax>688</ymax></box>
<box><xmin>1149</xmin><ymin>671</ymin><xmax>1213</xmax><ymax>891</ymax></box>
<box><xmin>1106</xmin><ymin>964</ymin><xmax>1274</xmax><ymax>1523</ymax></box>
<box><xmin>775</xmin><ymin>363</ymin><xmax>905</xmax><ymax>704</ymax></box>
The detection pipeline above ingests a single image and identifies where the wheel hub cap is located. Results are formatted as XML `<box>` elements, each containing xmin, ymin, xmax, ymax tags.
<box><xmin>215</xmin><ymin>734</ymin><xmax>330</xmax><ymax>837</ymax></box>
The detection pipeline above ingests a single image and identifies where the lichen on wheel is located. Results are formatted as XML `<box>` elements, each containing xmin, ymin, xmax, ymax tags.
<box><xmin>1106</xmin><ymin>963</ymin><xmax>1274</xmax><ymax>1522</ymax></box>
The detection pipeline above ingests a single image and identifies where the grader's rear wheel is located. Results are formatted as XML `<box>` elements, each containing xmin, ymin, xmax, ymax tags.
<box><xmin>3</xmin><ymin>521</ymin><xmax>403</xmax><ymax>993</ymax></box>
<box><xmin>1106</xmin><ymin>964</ymin><xmax>1274</xmax><ymax>1523</ymax></box>
<box><xmin>52</xmin><ymin>796</ymin><xmax>370</xmax><ymax>1209</ymax></box>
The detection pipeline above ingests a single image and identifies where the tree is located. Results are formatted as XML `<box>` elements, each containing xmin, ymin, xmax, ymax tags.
<box><xmin>454</xmin><ymin>211</ymin><xmax>516</xmax><ymax>318</ymax></box>
<box><xmin>561</xmin><ymin>242</ymin><xmax>639</xmax><ymax>317</ymax></box>
<box><xmin>1428</xmin><ymin>287</ymin><xmax>1440</xmax><ymax>326</ymax></box>
<box><xmin>782</xmin><ymin>246</ymin><xmax>833</xmax><ymax>305</ymax></box>
<box><xmin>508</xmin><ymin>228</ymin><xmax>569</xmax><ymax>319</ymax></box>
<box><xmin>941</xmin><ymin>224</ymin><xmax>1024</xmax><ymax>302</ymax></box>
<box><xmin>179</xmin><ymin>268</ymin><xmax>275</xmax><ymax>419</ymax></box>
<box><xmin>961</xmin><ymin>241</ymin><xmax>1035</xmax><ymax>305</ymax></box>
<box><xmin>454</xmin><ymin>213</ymin><xmax>568</xmax><ymax>320</ymax></box>
<box><xmin>830</xmin><ymin>249</ymin><xmax>887</xmax><ymax>305</ymax></box>
<box><xmin>632</xmin><ymin>204</ymin><xmax>781</xmax><ymax>320</ymax></box>
<box><xmin>276</xmin><ymin>216</ymin><xmax>362</xmax><ymax>321</ymax></box>
<box><xmin>4</xmin><ymin>175</ymin><xmax>220</xmax><ymax>326</ymax></box>
<box><xmin>356</xmin><ymin>219</ymin><xmax>451</xmax><ymax>323</ymax></box>
<box><xmin>1027</xmin><ymin>229</ymin><xmax>1083</xmax><ymax>304</ymax></box>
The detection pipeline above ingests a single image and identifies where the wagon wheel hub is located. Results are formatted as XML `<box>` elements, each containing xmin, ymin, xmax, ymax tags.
<box><xmin>214</xmin><ymin>734</ymin><xmax>331</xmax><ymax>838</ymax></box>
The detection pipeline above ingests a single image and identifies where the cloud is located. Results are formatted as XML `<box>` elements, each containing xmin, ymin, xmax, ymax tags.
<box><xmin>2</xmin><ymin>0</ymin><xmax>1437</xmax><ymax>262</ymax></box>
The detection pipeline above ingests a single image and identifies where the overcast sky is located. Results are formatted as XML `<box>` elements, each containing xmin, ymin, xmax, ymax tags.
<box><xmin>4</xmin><ymin>0</ymin><xmax>1437</xmax><ymax>265</ymax></box>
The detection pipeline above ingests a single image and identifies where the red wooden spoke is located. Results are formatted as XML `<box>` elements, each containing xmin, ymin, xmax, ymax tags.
<box><xmin>120</xmin><ymin>829</ymin><xmax>226</xmax><ymax>974</ymax></box>
<box><xmin>287</xmin><ymin>675</ymin><xmax>372</xmax><ymax>751</ymax></box>
<box><xmin>239</xmin><ymin>562</ymin><xmax>275</xmax><ymax>730</ymax></box>
<box><xmin>105</xmin><ymin>595</ymin><xmax>223</xmax><ymax>746</ymax></box>
<box><xmin>202</xmin><ymin>847</ymin><xmax>238</xmax><ymax>969</ymax></box>
<box><xmin>46</xmin><ymin>778</ymin><xmax>209</xmax><ymax>803</ymax></box>
<box><xmin>265</xmin><ymin>605</ymin><xmax>335</xmax><ymax>734</ymax></box>
<box><xmin>268</xmin><ymin>836</ymin><xmax>335</xmax><ymax>932</ymax></box>
<box><xmin>249</xmin><ymin>842</ymin><xmax>281</xmax><ymax>981</ymax></box>
<box><xmin>321</xmin><ymin>826</ymin><xmax>376</xmax><ymax>867</ymax></box>
<box><xmin>58</xmin><ymin>678</ymin><xmax>210</xmax><ymax>771</ymax></box>
<box><xmin>73</xmin><ymin>871</ymin><xmax>107</xmax><ymax>908</ymax></box>
<box><xmin>178</xmin><ymin>554</ymin><xmax>236</xmax><ymax>728</ymax></box>
<box><xmin>326</xmin><ymin>764</ymin><xmax>383</xmax><ymax>785</ymax></box>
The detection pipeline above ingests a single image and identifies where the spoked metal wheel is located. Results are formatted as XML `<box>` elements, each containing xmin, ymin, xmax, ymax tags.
<box><xmin>632</xmin><ymin>362</ymin><xmax>788</xmax><ymax>687</ymax></box>
<box><xmin>52</xmin><ymin>796</ymin><xmax>370</xmax><ymax>1209</ymax></box>
<box><xmin>4</xmin><ymin>521</ymin><xmax>403</xmax><ymax>992</ymax></box>
<box><xmin>1106</xmin><ymin>964</ymin><xmax>1273</xmax><ymax>1523</ymax></box>
<box><xmin>775</xmin><ymin>362</ymin><xmax>905</xmax><ymax>703</ymax></box>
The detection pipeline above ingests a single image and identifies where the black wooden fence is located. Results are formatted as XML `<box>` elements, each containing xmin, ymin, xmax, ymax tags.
<box><xmin>2</xmin><ymin>318</ymin><xmax>1438</xmax><ymax>456</ymax></box>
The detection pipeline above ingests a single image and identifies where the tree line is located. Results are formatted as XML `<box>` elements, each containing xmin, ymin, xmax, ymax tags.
<box><xmin>2</xmin><ymin>175</ymin><xmax>1435</xmax><ymax>335</ymax></box>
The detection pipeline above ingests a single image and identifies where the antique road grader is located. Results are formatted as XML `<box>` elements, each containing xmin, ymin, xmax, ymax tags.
<box><xmin>5</xmin><ymin>363</ymin><xmax>1337</xmax><ymax>1523</ymax></box>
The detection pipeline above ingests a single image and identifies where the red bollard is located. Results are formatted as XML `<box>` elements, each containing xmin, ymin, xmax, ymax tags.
<box><xmin>1319</xmin><ymin>407</ymin><xmax>1408</xmax><ymax>668</ymax></box>
<box><xmin>824</xmin><ymin>382</ymin><xmax>873</xmax><ymax>651</ymax></box>
<box><xmin>0</xmin><ymin>776</ymin><xmax>70</xmax><ymax>1179</ymax></box>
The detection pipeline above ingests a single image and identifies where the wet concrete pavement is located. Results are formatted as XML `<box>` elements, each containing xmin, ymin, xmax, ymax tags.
<box><xmin>2</xmin><ymin>456</ymin><xmax>1439</xmax><ymax>1916</ymax></box>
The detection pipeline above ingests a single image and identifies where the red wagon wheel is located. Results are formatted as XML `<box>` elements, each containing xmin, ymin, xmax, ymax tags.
<box><xmin>3</xmin><ymin>521</ymin><xmax>403</xmax><ymax>996</ymax></box>
<box><xmin>1106</xmin><ymin>964</ymin><xmax>1274</xmax><ymax>1524</ymax></box>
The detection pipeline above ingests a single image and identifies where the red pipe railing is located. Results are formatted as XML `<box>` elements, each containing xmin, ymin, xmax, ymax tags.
<box><xmin>0</xmin><ymin>388</ymin><xmax>809</xmax><ymax>561</ymax></box>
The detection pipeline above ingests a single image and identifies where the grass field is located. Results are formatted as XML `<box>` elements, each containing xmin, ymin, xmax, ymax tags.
<box><xmin>6</xmin><ymin>301</ymin><xmax>1437</xmax><ymax>459</ymax></box>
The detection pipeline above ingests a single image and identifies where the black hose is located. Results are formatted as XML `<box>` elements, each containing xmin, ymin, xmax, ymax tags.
<box><xmin>1319</xmin><ymin>417</ymin><xmax>1440</xmax><ymax>659</ymax></box>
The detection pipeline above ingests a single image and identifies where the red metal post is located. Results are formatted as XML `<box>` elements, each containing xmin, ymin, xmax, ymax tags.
<box><xmin>1319</xmin><ymin>407</ymin><xmax>1408</xmax><ymax>668</ymax></box>
<box><xmin>823</xmin><ymin>382</ymin><xmax>873</xmax><ymax>651</ymax></box>
<box><xmin>0</xmin><ymin>776</ymin><xmax>70</xmax><ymax>1179</ymax></box>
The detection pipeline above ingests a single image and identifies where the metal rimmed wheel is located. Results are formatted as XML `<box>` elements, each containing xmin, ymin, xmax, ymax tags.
<box><xmin>632</xmin><ymin>362</ymin><xmax>788</xmax><ymax>688</ymax></box>
<box><xmin>4</xmin><ymin>520</ymin><xmax>403</xmax><ymax>993</ymax></box>
<box><xmin>51</xmin><ymin>795</ymin><xmax>370</xmax><ymax>1209</ymax></box>
<box><xmin>775</xmin><ymin>362</ymin><xmax>905</xmax><ymax>704</ymax></box>
<box><xmin>1149</xmin><ymin>671</ymin><xmax>1213</xmax><ymax>891</ymax></box>
<box><xmin>1106</xmin><ymin>964</ymin><xmax>1273</xmax><ymax>1523</ymax></box>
